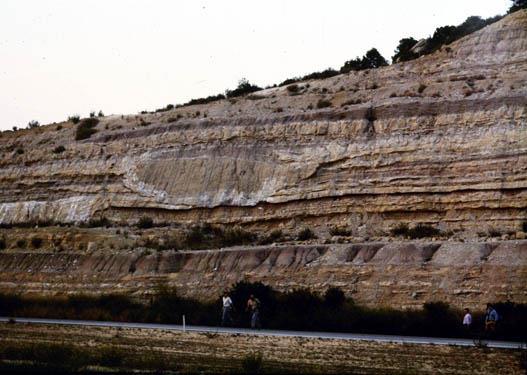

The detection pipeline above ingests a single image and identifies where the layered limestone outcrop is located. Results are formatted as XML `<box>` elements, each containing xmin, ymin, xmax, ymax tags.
<box><xmin>0</xmin><ymin>240</ymin><xmax>525</xmax><ymax>309</ymax></box>
<box><xmin>0</xmin><ymin>11</ymin><xmax>526</xmax><ymax>307</ymax></box>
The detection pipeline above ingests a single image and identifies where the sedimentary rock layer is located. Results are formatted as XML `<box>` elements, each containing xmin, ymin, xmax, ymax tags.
<box><xmin>0</xmin><ymin>240</ymin><xmax>525</xmax><ymax>309</ymax></box>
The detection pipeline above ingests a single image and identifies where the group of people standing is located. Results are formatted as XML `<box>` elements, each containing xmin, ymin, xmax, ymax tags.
<box><xmin>221</xmin><ymin>292</ymin><xmax>261</xmax><ymax>329</ymax></box>
<box><xmin>462</xmin><ymin>303</ymin><xmax>500</xmax><ymax>335</ymax></box>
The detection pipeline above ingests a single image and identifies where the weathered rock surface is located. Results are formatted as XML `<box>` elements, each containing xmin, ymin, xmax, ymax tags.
<box><xmin>0</xmin><ymin>11</ymin><xmax>526</xmax><ymax>308</ymax></box>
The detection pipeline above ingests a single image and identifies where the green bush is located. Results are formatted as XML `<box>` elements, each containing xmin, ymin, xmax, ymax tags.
<box><xmin>329</xmin><ymin>226</ymin><xmax>351</xmax><ymax>236</ymax></box>
<box><xmin>390</xmin><ymin>223</ymin><xmax>409</xmax><ymax>237</ymax></box>
<box><xmin>316</xmin><ymin>99</ymin><xmax>332</xmax><ymax>109</ymax></box>
<box><xmin>297</xmin><ymin>227</ymin><xmax>316</xmax><ymax>241</ymax></box>
<box><xmin>408</xmin><ymin>224</ymin><xmax>441</xmax><ymax>239</ymax></box>
<box><xmin>137</xmin><ymin>216</ymin><xmax>154</xmax><ymax>229</ymax></box>
<box><xmin>225</xmin><ymin>78</ymin><xmax>262</xmax><ymax>98</ymax></box>
<box><xmin>52</xmin><ymin>145</ymin><xmax>66</xmax><ymax>154</ymax></box>
<box><xmin>75</xmin><ymin>118</ymin><xmax>99</xmax><ymax>140</ymax></box>
<box><xmin>340</xmin><ymin>48</ymin><xmax>388</xmax><ymax>73</ymax></box>
<box><xmin>258</xmin><ymin>229</ymin><xmax>283</xmax><ymax>245</ymax></box>
<box><xmin>183</xmin><ymin>224</ymin><xmax>257</xmax><ymax>250</ymax></box>
<box><xmin>31</xmin><ymin>237</ymin><xmax>43</xmax><ymax>249</ymax></box>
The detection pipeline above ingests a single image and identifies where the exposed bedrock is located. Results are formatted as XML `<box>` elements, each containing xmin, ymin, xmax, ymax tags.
<box><xmin>0</xmin><ymin>12</ymin><xmax>526</xmax><ymax>235</ymax></box>
<box><xmin>0</xmin><ymin>240</ymin><xmax>525</xmax><ymax>309</ymax></box>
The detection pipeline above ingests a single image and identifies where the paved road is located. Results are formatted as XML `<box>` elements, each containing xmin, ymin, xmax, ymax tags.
<box><xmin>1</xmin><ymin>317</ymin><xmax>524</xmax><ymax>349</ymax></box>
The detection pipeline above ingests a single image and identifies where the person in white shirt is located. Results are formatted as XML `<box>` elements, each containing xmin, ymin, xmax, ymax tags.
<box><xmin>462</xmin><ymin>308</ymin><xmax>472</xmax><ymax>335</ymax></box>
<box><xmin>221</xmin><ymin>292</ymin><xmax>234</xmax><ymax>326</ymax></box>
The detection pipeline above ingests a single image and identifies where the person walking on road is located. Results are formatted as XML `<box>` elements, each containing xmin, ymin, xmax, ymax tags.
<box><xmin>221</xmin><ymin>292</ymin><xmax>234</xmax><ymax>327</ymax></box>
<box><xmin>485</xmin><ymin>303</ymin><xmax>498</xmax><ymax>333</ymax></box>
<box><xmin>462</xmin><ymin>308</ymin><xmax>472</xmax><ymax>335</ymax></box>
<box><xmin>246</xmin><ymin>294</ymin><xmax>261</xmax><ymax>329</ymax></box>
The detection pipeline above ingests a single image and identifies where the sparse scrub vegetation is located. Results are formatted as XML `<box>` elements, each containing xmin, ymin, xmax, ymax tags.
<box><xmin>68</xmin><ymin>115</ymin><xmax>80</xmax><ymax>124</ymax></box>
<box><xmin>391</xmin><ymin>223</ymin><xmax>441</xmax><ymax>239</ymax></box>
<box><xmin>329</xmin><ymin>226</ymin><xmax>352</xmax><ymax>236</ymax></box>
<box><xmin>0</xmin><ymin>237</ymin><xmax>5</xmax><ymax>250</ymax></box>
<box><xmin>258</xmin><ymin>229</ymin><xmax>284</xmax><ymax>245</ymax></box>
<box><xmin>16</xmin><ymin>239</ymin><xmax>26</xmax><ymax>248</ymax></box>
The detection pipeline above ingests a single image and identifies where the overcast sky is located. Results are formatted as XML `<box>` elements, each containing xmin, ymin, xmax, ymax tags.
<box><xmin>0</xmin><ymin>0</ymin><xmax>510</xmax><ymax>130</ymax></box>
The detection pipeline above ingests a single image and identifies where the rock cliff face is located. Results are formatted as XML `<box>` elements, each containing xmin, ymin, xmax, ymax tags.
<box><xmin>0</xmin><ymin>11</ymin><xmax>526</xmax><ymax>308</ymax></box>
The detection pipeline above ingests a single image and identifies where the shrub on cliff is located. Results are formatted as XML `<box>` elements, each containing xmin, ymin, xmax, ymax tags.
<box><xmin>183</xmin><ymin>224</ymin><xmax>257</xmax><ymax>249</ymax></box>
<box><xmin>52</xmin><ymin>145</ymin><xmax>66</xmax><ymax>154</ymax></box>
<box><xmin>137</xmin><ymin>216</ymin><xmax>154</xmax><ymax>229</ymax></box>
<box><xmin>297</xmin><ymin>227</ymin><xmax>317</xmax><ymax>241</ymax></box>
<box><xmin>258</xmin><ymin>229</ymin><xmax>283</xmax><ymax>245</ymax></box>
<box><xmin>329</xmin><ymin>226</ymin><xmax>351</xmax><ymax>236</ymax></box>
<box><xmin>390</xmin><ymin>223</ymin><xmax>409</xmax><ymax>237</ymax></box>
<box><xmin>30</xmin><ymin>237</ymin><xmax>43</xmax><ymax>249</ymax></box>
<box><xmin>316</xmin><ymin>99</ymin><xmax>332</xmax><ymax>109</ymax></box>
<box><xmin>0</xmin><ymin>237</ymin><xmax>5</xmax><ymax>250</ymax></box>
<box><xmin>408</xmin><ymin>224</ymin><xmax>441</xmax><ymax>239</ymax></box>
<box><xmin>75</xmin><ymin>118</ymin><xmax>99</xmax><ymax>140</ymax></box>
